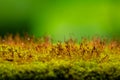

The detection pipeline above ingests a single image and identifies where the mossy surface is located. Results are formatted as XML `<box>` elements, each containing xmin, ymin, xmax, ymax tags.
<box><xmin>0</xmin><ymin>35</ymin><xmax>120</xmax><ymax>80</ymax></box>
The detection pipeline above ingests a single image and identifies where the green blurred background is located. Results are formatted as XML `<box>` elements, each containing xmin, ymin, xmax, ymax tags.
<box><xmin>0</xmin><ymin>0</ymin><xmax>120</xmax><ymax>41</ymax></box>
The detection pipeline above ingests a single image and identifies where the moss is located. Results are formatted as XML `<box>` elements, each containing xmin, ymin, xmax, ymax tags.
<box><xmin>0</xmin><ymin>35</ymin><xmax>120</xmax><ymax>79</ymax></box>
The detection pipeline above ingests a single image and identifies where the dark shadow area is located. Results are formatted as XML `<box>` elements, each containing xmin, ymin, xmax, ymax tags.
<box><xmin>0</xmin><ymin>19</ymin><xmax>31</xmax><ymax>37</ymax></box>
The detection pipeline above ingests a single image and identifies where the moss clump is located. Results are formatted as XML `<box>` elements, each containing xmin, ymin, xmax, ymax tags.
<box><xmin>0</xmin><ymin>35</ymin><xmax>120</xmax><ymax>79</ymax></box>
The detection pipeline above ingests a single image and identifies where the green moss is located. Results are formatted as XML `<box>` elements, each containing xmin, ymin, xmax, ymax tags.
<box><xmin>0</xmin><ymin>35</ymin><xmax>120</xmax><ymax>79</ymax></box>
